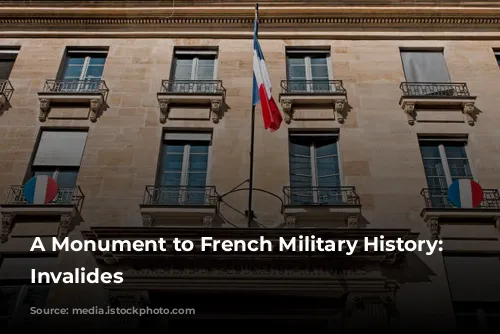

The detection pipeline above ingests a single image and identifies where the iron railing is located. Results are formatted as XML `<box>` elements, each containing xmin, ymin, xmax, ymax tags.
<box><xmin>400</xmin><ymin>82</ymin><xmax>471</xmax><ymax>97</ymax></box>
<box><xmin>0</xmin><ymin>80</ymin><xmax>14</xmax><ymax>101</ymax></box>
<box><xmin>4</xmin><ymin>185</ymin><xmax>85</xmax><ymax>212</ymax></box>
<box><xmin>160</xmin><ymin>80</ymin><xmax>226</xmax><ymax>95</ymax></box>
<box><xmin>421</xmin><ymin>188</ymin><xmax>500</xmax><ymax>209</ymax></box>
<box><xmin>143</xmin><ymin>185</ymin><xmax>217</xmax><ymax>206</ymax></box>
<box><xmin>41</xmin><ymin>79</ymin><xmax>109</xmax><ymax>96</ymax></box>
<box><xmin>283</xmin><ymin>186</ymin><xmax>360</xmax><ymax>206</ymax></box>
<box><xmin>280</xmin><ymin>80</ymin><xmax>347</xmax><ymax>94</ymax></box>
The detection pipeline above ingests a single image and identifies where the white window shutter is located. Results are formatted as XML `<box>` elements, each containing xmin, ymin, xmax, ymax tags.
<box><xmin>33</xmin><ymin>131</ymin><xmax>88</xmax><ymax>166</ymax></box>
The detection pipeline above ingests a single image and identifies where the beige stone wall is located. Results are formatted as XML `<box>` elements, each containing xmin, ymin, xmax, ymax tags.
<box><xmin>1</xmin><ymin>37</ymin><xmax>500</xmax><ymax>327</ymax></box>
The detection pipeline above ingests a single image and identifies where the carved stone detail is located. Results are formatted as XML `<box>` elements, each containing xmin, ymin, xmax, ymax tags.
<box><xmin>39</xmin><ymin>99</ymin><xmax>51</xmax><ymax>122</ymax></box>
<box><xmin>158</xmin><ymin>98</ymin><xmax>170</xmax><ymax>124</ymax></box>
<box><xmin>89</xmin><ymin>98</ymin><xmax>102</xmax><ymax>123</ymax></box>
<box><xmin>285</xmin><ymin>215</ymin><xmax>296</xmax><ymax>228</ymax></box>
<box><xmin>403</xmin><ymin>103</ymin><xmax>416</xmax><ymax>125</ymax></box>
<box><xmin>347</xmin><ymin>215</ymin><xmax>358</xmax><ymax>228</ymax></box>
<box><xmin>58</xmin><ymin>214</ymin><xmax>72</xmax><ymax>241</ymax></box>
<box><xmin>210</xmin><ymin>99</ymin><xmax>221</xmax><ymax>124</ymax></box>
<box><xmin>334</xmin><ymin>99</ymin><xmax>346</xmax><ymax>124</ymax></box>
<box><xmin>142</xmin><ymin>214</ymin><xmax>154</xmax><ymax>227</ymax></box>
<box><xmin>463</xmin><ymin>102</ymin><xmax>475</xmax><ymax>125</ymax></box>
<box><xmin>1</xmin><ymin>213</ymin><xmax>15</xmax><ymax>243</ymax></box>
<box><xmin>202</xmin><ymin>215</ymin><xmax>213</xmax><ymax>227</ymax></box>
<box><xmin>281</xmin><ymin>99</ymin><xmax>293</xmax><ymax>123</ymax></box>
<box><xmin>426</xmin><ymin>217</ymin><xmax>440</xmax><ymax>241</ymax></box>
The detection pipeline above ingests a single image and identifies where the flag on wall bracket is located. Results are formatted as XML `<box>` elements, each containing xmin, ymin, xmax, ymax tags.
<box><xmin>252</xmin><ymin>3</ymin><xmax>283</xmax><ymax>132</ymax></box>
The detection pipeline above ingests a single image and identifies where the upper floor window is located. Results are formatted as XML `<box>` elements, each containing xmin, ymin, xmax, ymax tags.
<box><xmin>30</xmin><ymin>130</ymin><xmax>88</xmax><ymax>194</ymax></box>
<box><xmin>168</xmin><ymin>49</ymin><xmax>218</xmax><ymax>93</ymax></box>
<box><xmin>286</xmin><ymin>49</ymin><xmax>332</xmax><ymax>92</ymax></box>
<box><xmin>400</xmin><ymin>50</ymin><xmax>450</xmax><ymax>83</ymax></box>
<box><xmin>288</xmin><ymin>133</ymin><xmax>341</xmax><ymax>204</ymax></box>
<box><xmin>56</xmin><ymin>49</ymin><xmax>107</xmax><ymax>93</ymax></box>
<box><xmin>495</xmin><ymin>50</ymin><xmax>500</xmax><ymax>68</ymax></box>
<box><xmin>0</xmin><ymin>49</ymin><xmax>19</xmax><ymax>80</ymax></box>
<box><xmin>157</xmin><ymin>132</ymin><xmax>211</xmax><ymax>204</ymax></box>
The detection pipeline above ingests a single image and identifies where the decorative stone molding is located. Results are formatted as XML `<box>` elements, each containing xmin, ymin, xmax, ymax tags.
<box><xmin>210</xmin><ymin>99</ymin><xmax>221</xmax><ymax>124</ymax></box>
<box><xmin>58</xmin><ymin>214</ymin><xmax>72</xmax><ymax>241</ymax></box>
<box><xmin>1</xmin><ymin>213</ymin><xmax>15</xmax><ymax>243</ymax></box>
<box><xmin>347</xmin><ymin>215</ymin><xmax>358</xmax><ymax>228</ymax></box>
<box><xmin>142</xmin><ymin>214</ymin><xmax>154</xmax><ymax>227</ymax></box>
<box><xmin>335</xmin><ymin>99</ymin><xmax>346</xmax><ymax>124</ymax></box>
<box><xmin>158</xmin><ymin>98</ymin><xmax>170</xmax><ymax>124</ymax></box>
<box><xmin>202</xmin><ymin>215</ymin><xmax>213</xmax><ymax>228</ymax></box>
<box><xmin>285</xmin><ymin>215</ymin><xmax>296</xmax><ymax>228</ymax></box>
<box><xmin>403</xmin><ymin>102</ymin><xmax>416</xmax><ymax>125</ymax></box>
<box><xmin>90</xmin><ymin>98</ymin><xmax>103</xmax><ymax>123</ymax></box>
<box><xmin>463</xmin><ymin>102</ymin><xmax>475</xmax><ymax>125</ymax></box>
<box><xmin>280</xmin><ymin>99</ymin><xmax>293</xmax><ymax>124</ymax></box>
<box><xmin>39</xmin><ymin>99</ymin><xmax>51</xmax><ymax>122</ymax></box>
<box><xmin>426</xmin><ymin>217</ymin><xmax>440</xmax><ymax>241</ymax></box>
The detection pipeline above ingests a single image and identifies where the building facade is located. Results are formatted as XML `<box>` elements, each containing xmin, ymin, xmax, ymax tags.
<box><xmin>0</xmin><ymin>0</ymin><xmax>500</xmax><ymax>332</ymax></box>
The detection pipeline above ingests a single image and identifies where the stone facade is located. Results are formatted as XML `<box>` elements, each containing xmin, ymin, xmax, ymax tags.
<box><xmin>0</xmin><ymin>0</ymin><xmax>500</xmax><ymax>331</ymax></box>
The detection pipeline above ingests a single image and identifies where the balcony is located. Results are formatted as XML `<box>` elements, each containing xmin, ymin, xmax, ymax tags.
<box><xmin>157</xmin><ymin>79</ymin><xmax>226</xmax><ymax>124</ymax></box>
<box><xmin>420</xmin><ymin>188</ymin><xmax>500</xmax><ymax>240</ymax></box>
<box><xmin>37</xmin><ymin>79</ymin><xmax>109</xmax><ymax>122</ymax></box>
<box><xmin>399</xmin><ymin>82</ymin><xmax>477</xmax><ymax>125</ymax></box>
<box><xmin>0</xmin><ymin>80</ymin><xmax>14</xmax><ymax>115</ymax></box>
<box><xmin>0</xmin><ymin>186</ymin><xmax>85</xmax><ymax>243</ymax></box>
<box><xmin>278</xmin><ymin>80</ymin><xmax>347</xmax><ymax>123</ymax></box>
<box><xmin>139</xmin><ymin>185</ymin><xmax>219</xmax><ymax>227</ymax></box>
<box><xmin>282</xmin><ymin>186</ymin><xmax>361</xmax><ymax>228</ymax></box>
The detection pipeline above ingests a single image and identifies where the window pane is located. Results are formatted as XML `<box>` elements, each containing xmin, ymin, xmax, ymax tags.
<box><xmin>196</xmin><ymin>58</ymin><xmax>215</xmax><ymax>80</ymax></box>
<box><xmin>163</xmin><ymin>154</ymin><xmax>183</xmax><ymax>172</ymax></box>
<box><xmin>444</xmin><ymin>144</ymin><xmax>467</xmax><ymax>159</ymax></box>
<box><xmin>188</xmin><ymin>153</ymin><xmax>208</xmax><ymax>173</ymax></box>
<box><xmin>56</xmin><ymin>171</ymin><xmax>78</xmax><ymax>188</ymax></box>
<box><xmin>187</xmin><ymin>173</ymin><xmax>207</xmax><ymax>186</ymax></box>
<box><xmin>290</xmin><ymin>156</ymin><xmax>312</xmax><ymax>176</ymax></box>
<box><xmin>62</xmin><ymin>66</ymin><xmax>84</xmax><ymax>79</ymax></box>
<box><xmin>161</xmin><ymin>173</ymin><xmax>181</xmax><ymax>186</ymax></box>
<box><xmin>67</xmin><ymin>56</ymin><xmax>85</xmax><ymax>65</ymax></box>
<box><xmin>84</xmin><ymin>65</ymin><xmax>104</xmax><ymax>79</ymax></box>
<box><xmin>0</xmin><ymin>286</ymin><xmax>22</xmax><ymax>316</ymax></box>
<box><xmin>89</xmin><ymin>55</ymin><xmax>106</xmax><ymax>65</ymax></box>
<box><xmin>316</xmin><ymin>156</ymin><xmax>340</xmax><ymax>177</ymax></box>
<box><xmin>420</xmin><ymin>144</ymin><xmax>441</xmax><ymax>158</ymax></box>
<box><xmin>173</xmin><ymin>57</ymin><xmax>193</xmax><ymax>80</ymax></box>
<box><xmin>315</xmin><ymin>139</ymin><xmax>337</xmax><ymax>157</ymax></box>
<box><xmin>289</xmin><ymin>137</ymin><xmax>312</xmax><ymax>156</ymax></box>
<box><xmin>165</xmin><ymin>144</ymin><xmax>185</xmax><ymax>153</ymax></box>
<box><xmin>189</xmin><ymin>144</ymin><xmax>209</xmax><ymax>154</ymax></box>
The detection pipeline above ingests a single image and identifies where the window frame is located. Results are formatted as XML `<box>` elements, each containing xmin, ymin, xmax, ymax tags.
<box><xmin>57</xmin><ymin>49</ymin><xmax>108</xmax><ymax>82</ymax></box>
<box><xmin>288</xmin><ymin>133</ymin><xmax>343</xmax><ymax>203</ymax></box>
<box><xmin>285</xmin><ymin>49</ymin><xmax>333</xmax><ymax>82</ymax></box>
<box><xmin>418</xmin><ymin>138</ymin><xmax>476</xmax><ymax>188</ymax></box>
<box><xmin>171</xmin><ymin>49</ymin><xmax>219</xmax><ymax>81</ymax></box>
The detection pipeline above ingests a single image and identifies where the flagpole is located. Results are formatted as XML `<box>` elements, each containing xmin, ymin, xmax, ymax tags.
<box><xmin>248</xmin><ymin>3</ymin><xmax>258</xmax><ymax>228</ymax></box>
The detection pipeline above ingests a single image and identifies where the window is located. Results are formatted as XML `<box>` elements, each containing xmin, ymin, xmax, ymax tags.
<box><xmin>170</xmin><ymin>49</ymin><xmax>217</xmax><ymax>93</ymax></box>
<box><xmin>495</xmin><ymin>51</ymin><xmax>500</xmax><ymax>68</ymax></box>
<box><xmin>419</xmin><ymin>138</ymin><xmax>473</xmax><ymax>207</ymax></box>
<box><xmin>0</xmin><ymin>49</ymin><xmax>18</xmax><ymax>80</ymax></box>
<box><xmin>0</xmin><ymin>257</ymin><xmax>54</xmax><ymax>329</ymax></box>
<box><xmin>58</xmin><ymin>49</ymin><xmax>107</xmax><ymax>92</ymax></box>
<box><xmin>286</xmin><ymin>49</ymin><xmax>332</xmax><ymax>93</ymax></box>
<box><xmin>288</xmin><ymin>133</ymin><xmax>342</xmax><ymax>204</ymax></box>
<box><xmin>444</xmin><ymin>256</ymin><xmax>500</xmax><ymax>333</ymax></box>
<box><xmin>157</xmin><ymin>132</ymin><xmax>211</xmax><ymax>204</ymax></box>
<box><xmin>30</xmin><ymin>130</ymin><xmax>88</xmax><ymax>202</ymax></box>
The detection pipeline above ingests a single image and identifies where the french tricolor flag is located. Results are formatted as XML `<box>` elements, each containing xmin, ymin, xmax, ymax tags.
<box><xmin>447</xmin><ymin>179</ymin><xmax>484</xmax><ymax>209</ymax></box>
<box><xmin>252</xmin><ymin>5</ymin><xmax>283</xmax><ymax>132</ymax></box>
<box><xmin>23</xmin><ymin>175</ymin><xmax>59</xmax><ymax>205</ymax></box>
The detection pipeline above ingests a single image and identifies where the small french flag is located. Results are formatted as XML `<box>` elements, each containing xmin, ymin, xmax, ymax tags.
<box><xmin>447</xmin><ymin>179</ymin><xmax>484</xmax><ymax>209</ymax></box>
<box><xmin>23</xmin><ymin>175</ymin><xmax>59</xmax><ymax>204</ymax></box>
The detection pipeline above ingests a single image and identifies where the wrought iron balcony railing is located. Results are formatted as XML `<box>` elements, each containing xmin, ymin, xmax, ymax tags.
<box><xmin>41</xmin><ymin>79</ymin><xmax>109</xmax><ymax>96</ymax></box>
<box><xmin>400</xmin><ymin>82</ymin><xmax>471</xmax><ymax>97</ymax></box>
<box><xmin>4</xmin><ymin>186</ymin><xmax>85</xmax><ymax>212</ymax></box>
<box><xmin>283</xmin><ymin>186</ymin><xmax>360</xmax><ymax>206</ymax></box>
<box><xmin>280</xmin><ymin>80</ymin><xmax>347</xmax><ymax>94</ymax></box>
<box><xmin>143</xmin><ymin>185</ymin><xmax>217</xmax><ymax>206</ymax></box>
<box><xmin>0</xmin><ymin>80</ymin><xmax>14</xmax><ymax>101</ymax></box>
<box><xmin>160</xmin><ymin>80</ymin><xmax>226</xmax><ymax>95</ymax></box>
<box><xmin>421</xmin><ymin>188</ymin><xmax>500</xmax><ymax>209</ymax></box>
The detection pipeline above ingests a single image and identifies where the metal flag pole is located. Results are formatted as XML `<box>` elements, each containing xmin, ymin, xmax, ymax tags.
<box><xmin>247</xmin><ymin>3</ymin><xmax>259</xmax><ymax>228</ymax></box>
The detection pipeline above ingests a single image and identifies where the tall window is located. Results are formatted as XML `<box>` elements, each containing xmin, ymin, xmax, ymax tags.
<box><xmin>157</xmin><ymin>132</ymin><xmax>211</xmax><ymax>204</ymax></box>
<box><xmin>400</xmin><ymin>50</ymin><xmax>451</xmax><ymax>95</ymax></box>
<box><xmin>419</xmin><ymin>139</ymin><xmax>473</xmax><ymax>207</ymax></box>
<box><xmin>286</xmin><ymin>49</ymin><xmax>332</xmax><ymax>93</ymax></box>
<box><xmin>58</xmin><ymin>49</ymin><xmax>107</xmax><ymax>92</ymax></box>
<box><xmin>0</xmin><ymin>257</ymin><xmax>54</xmax><ymax>329</ymax></box>
<box><xmin>444</xmin><ymin>256</ymin><xmax>500</xmax><ymax>333</ymax></box>
<box><xmin>289</xmin><ymin>133</ymin><xmax>341</xmax><ymax>204</ymax></box>
<box><xmin>0</xmin><ymin>49</ymin><xmax>18</xmax><ymax>80</ymax></box>
<box><xmin>30</xmin><ymin>130</ymin><xmax>88</xmax><ymax>202</ymax></box>
<box><xmin>170</xmin><ymin>49</ymin><xmax>217</xmax><ymax>93</ymax></box>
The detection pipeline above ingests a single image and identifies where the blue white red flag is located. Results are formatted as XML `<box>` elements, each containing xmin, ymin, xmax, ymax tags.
<box><xmin>23</xmin><ymin>175</ymin><xmax>59</xmax><ymax>204</ymax></box>
<box><xmin>252</xmin><ymin>5</ymin><xmax>282</xmax><ymax>131</ymax></box>
<box><xmin>447</xmin><ymin>179</ymin><xmax>484</xmax><ymax>209</ymax></box>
